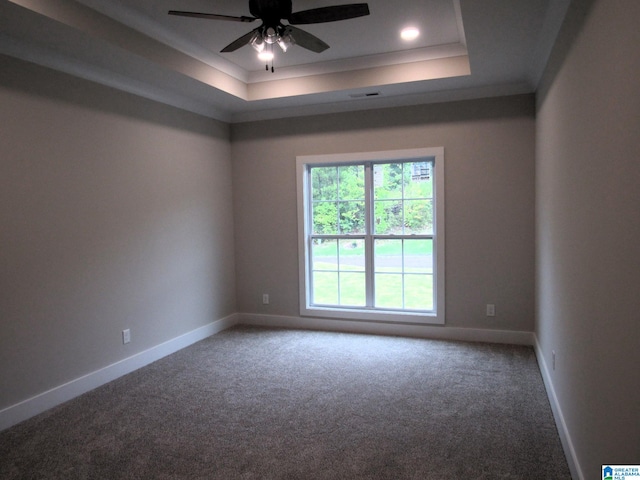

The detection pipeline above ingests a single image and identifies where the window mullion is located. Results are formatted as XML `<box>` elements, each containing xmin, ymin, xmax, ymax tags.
<box><xmin>334</xmin><ymin>166</ymin><xmax>340</xmax><ymax>235</ymax></box>
<box><xmin>401</xmin><ymin>238</ymin><xmax>406</xmax><ymax>309</ymax></box>
<box><xmin>306</xmin><ymin>167</ymin><xmax>315</xmax><ymax>304</ymax></box>
<box><xmin>364</xmin><ymin>162</ymin><xmax>375</xmax><ymax>308</ymax></box>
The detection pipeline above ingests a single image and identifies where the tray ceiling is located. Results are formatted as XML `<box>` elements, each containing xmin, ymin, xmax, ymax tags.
<box><xmin>0</xmin><ymin>0</ymin><xmax>570</xmax><ymax>122</ymax></box>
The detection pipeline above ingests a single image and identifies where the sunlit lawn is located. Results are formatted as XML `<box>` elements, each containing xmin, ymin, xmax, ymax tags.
<box><xmin>313</xmin><ymin>239</ymin><xmax>433</xmax><ymax>257</ymax></box>
<box><xmin>313</xmin><ymin>263</ymin><xmax>434</xmax><ymax>310</ymax></box>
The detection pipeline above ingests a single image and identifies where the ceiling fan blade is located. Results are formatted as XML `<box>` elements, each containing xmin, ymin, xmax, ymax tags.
<box><xmin>286</xmin><ymin>26</ymin><xmax>329</xmax><ymax>53</ymax></box>
<box><xmin>168</xmin><ymin>10</ymin><xmax>257</xmax><ymax>23</ymax></box>
<box><xmin>221</xmin><ymin>29</ymin><xmax>260</xmax><ymax>53</ymax></box>
<box><xmin>288</xmin><ymin>3</ymin><xmax>369</xmax><ymax>25</ymax></box>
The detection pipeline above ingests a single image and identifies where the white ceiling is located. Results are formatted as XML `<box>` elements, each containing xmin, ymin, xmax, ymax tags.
<box><xmin>0</xmin><ymin>0</ymin><xmax>570</xmax><ymax>122</ymax></box>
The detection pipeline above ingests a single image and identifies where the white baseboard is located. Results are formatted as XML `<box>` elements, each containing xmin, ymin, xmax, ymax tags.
<box><xmin>533</xmin><ymin>335</ymin><xmax>582</xmax><ymax>480</ymax></box>
<box><xmin>238</xmin><ymin>312</ymin><xmax>534</xmax><ymax>345</ymax></box>
<box><xmin>0</xmin><ymin>314</ymin><xmax>239</xmax><ymax>432</ymax></box>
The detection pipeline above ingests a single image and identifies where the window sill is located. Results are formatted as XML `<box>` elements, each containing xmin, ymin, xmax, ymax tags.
<box><xmin>301</xmin><ymin>305</ymin><xmax>445</xmax><ymax>325</ymax></box>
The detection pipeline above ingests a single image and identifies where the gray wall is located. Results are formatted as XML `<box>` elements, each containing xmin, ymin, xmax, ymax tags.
<box><xmin>536</xmin><ymin>0</ymin><xmax>640</xmax><ymax>476</ymax></box>
<box><xmin>0</xmin><ymin>56</ymin><xmax>236</xmax><ymax>410</ymax></box>
<box><xmin>231</xmin><ymin>95</ymin><xmax>536</xmax><ymax>334</ymax></box>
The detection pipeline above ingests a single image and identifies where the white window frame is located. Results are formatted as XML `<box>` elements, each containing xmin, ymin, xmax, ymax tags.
<box><xmin>296</xmin><ymin>147</ymin><xmax>445</xmax><ymax>325</ymax></box>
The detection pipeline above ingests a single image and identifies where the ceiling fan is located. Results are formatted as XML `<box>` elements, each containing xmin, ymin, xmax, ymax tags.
<box><xmin>169</xmin><ymin>0</ymin><xmax>370</xmax><ymax>65</ymax></box>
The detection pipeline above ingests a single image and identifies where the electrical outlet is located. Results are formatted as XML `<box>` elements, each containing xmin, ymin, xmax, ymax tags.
<box><xmin>486</xmin><ymin>304</ymin><xmax>496</xmax><ymax>317</ymax></box>
<box><xmin>262</xmin><ymin>294</ymin><xmax>270</xmax><ymax>305</ymax></box>
<box><xmin>122</xmin><ymin>329</ymin><xmax>131</xmax><ymax>344</ymax></box>
<box><xmin>552</xmin><ymin>350</ymin><xmax>556</xmax><ymax>371</ymax></box>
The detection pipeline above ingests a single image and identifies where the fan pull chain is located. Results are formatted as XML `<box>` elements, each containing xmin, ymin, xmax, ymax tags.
<box><xmin>263</xmin><ymin>44</ymin><xmax>275</xmax><ymax>72</ymax></box>
<box><xmin>270</xmin><ymin>44</ymin><xmax>275</xmax><ymax>72</ymax></box>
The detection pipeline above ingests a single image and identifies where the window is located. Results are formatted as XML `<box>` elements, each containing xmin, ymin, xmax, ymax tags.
<box><xmin>297</xmin><ymin>148</ymin><xmax>445</xmax><ymax>324</ymax></box>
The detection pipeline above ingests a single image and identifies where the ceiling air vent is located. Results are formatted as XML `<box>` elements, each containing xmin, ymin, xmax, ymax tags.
<box><xmin>349</xmin><ymin>91</ymin><xmax>381</xmax><ymax>99</ymax></box>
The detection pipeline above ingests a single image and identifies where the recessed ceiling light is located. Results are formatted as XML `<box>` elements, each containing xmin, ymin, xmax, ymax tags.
<box><xmin>401</xmin><ymin>27</ymin><xmax>420</xmax><ymax>41</ymax></box>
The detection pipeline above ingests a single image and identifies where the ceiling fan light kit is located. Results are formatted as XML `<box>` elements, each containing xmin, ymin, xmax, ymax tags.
<box><xmin>169</xmin><ymin>0</ymin><xmax>370</xmax><ymax>71</ymax></box>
